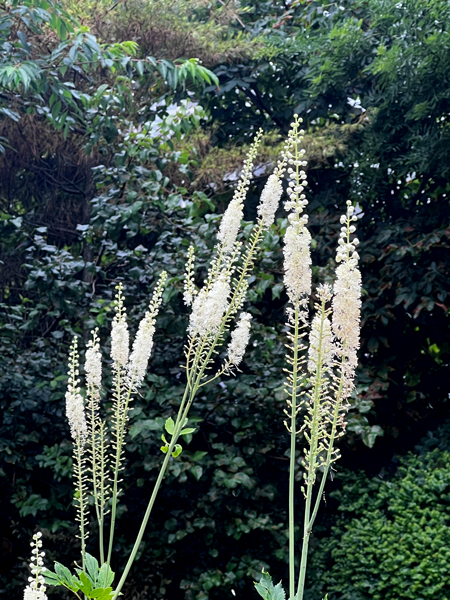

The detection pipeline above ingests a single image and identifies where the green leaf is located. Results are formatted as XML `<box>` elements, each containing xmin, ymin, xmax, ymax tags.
<box><xmin>180</xmin><ymin>427</ymin><xmax>196</xmax><ymax>435</ymax></box>
<box><xmin>44</xmin><ymin>570</ymin><xmax>62</xmax><ymax>586</ymax></box>
<box><xmin>85</xmin><ymin>553</ymin><xmax>99</xmax><ymax>585</ymax></box>
<box><xmin>90</xmin><ymin>587</ymin><xmax>114</xmax><ymax>599</ymax></box>
<box><xmin>165</xmin><ymin>417</ymin><xmax>175</xmax><ymax>435</ymax></box>
<box><xmin>54</xmin><ymin>562</ymin><xmax>75</xmax><ymax>587</ymax></box>
<box><xmin>77</xmin><ymin>571</ymin><xmax>92</xmax><ymax>594</ymax></box>
<box><xmin>97</xmin><ymin>564</ymin><xmax>114</xmax><ymax>588</ymax></box>
<box><xmin>254</xmin><ymin>570</ymin><xmax>286</xmax><ymax>600</ymax></box>
<box><xmin>172</xmin><ymin>444</ymin><xmax>182</xmax><ymax>458</ymax></box>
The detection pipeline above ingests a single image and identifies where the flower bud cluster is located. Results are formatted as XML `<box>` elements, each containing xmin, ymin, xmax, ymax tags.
<box><xmin>66</xmin><ymin>338</ymin><xmax>88</xmax><ymax>444</ymax></box>
<box><xmin>283</xmin><ymin>116</ymin><xmax>312</xmax><ymax>303</ymax></box>
<box><xmin>226</xmin><ymin>312</ymin><xmax>252</xmax><ymax>368</ymax></box>
<box><xmin>217</xmin><ymin>130</ymin><xmax>263</xmax><ymax>253</ymax></box>
<box><xmin>183</xmin><ymin>245</ymin><xmax>197</xmax><ymax>306</ymax></box>
<box><xmin>336</xmin><ymin>200</ymin><xmax>359</xmax><ymax>265</ymax></box>
<box><xmin>24</xmin><ymin>532</ymin><xmax>47</xmax><ymax>600</ymax></box>
<box><xmin>111</xmin><ymin>284</ymin><xmax>129</xmax><ymax>368</ymax></box>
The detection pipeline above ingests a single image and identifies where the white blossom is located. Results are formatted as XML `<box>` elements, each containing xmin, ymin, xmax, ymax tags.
<box><xmin>66</xmin><ymin>387</ymin><xmax>87</xmax><ymax>443</ymax></box>
<box><xmin>217</xmin><ymin>196</ymin><xmax>244</xmax><ymax>254</ymax></box>
<box><xmin>332</xmin><ymin>201</ymin><xmax>362</xmax><ymax>396</ymax></box>
<box><xmin>128</xmin><ymin>271</ymin><xmax>167</xmax><ymax>388</ymax></box>
<box><xmin>111</xmin><ymin>319</ymin><xmax>129</xmax><ymax>367</ymax></box>
<box><xmin>189</xmin><ymin>275</ymin><xmax>230</xmax><ymax>337</ymax></box>
<box><xmin>111</xmin><ymin>285</ymin><xmax>129</xmax><ymax>367</ymax></box>
<box><xmin>282</xmin><ymin>119</ymin><xmax>312</xmax><ymax>304</ymax></box>
<box><xmin>217</xmin><ymin>131</ymin><xmax>262</xmax><ymax>252</ymax></box>
<box><xmin>257</xmin><ymin>174</ymin><xmax>283</xmax><ymax>227</ymax></box>
<box><xmin>283</xmin><ymin>215</ymin><xmax>312</xmax><ymax>303</ymax></box>
<box><xmin>66</xmin><ymin>339</ymin><xmax>88</xmax><ymax>443</ymax></box>
<box><xmin>128</xmin><ymin>316</ymin><xmax>156</xmax><ymax>387</ymax></box>
<box><xmin>227</xmin><ymin>312</ymin><xmax>252</xmax><ymax>367</ymax></box>
<box><xmin>24</xmin><ymin>533</ymin><xmax>47</xmax><ymax>600</ymax></box>
<box><xmin>183</xmin><ymin>245</ymin><xmax>197</xmax><ymax>306</ymax></box>
<box><xmin>85</xmin><ymin>332</ymin><xmax>102</xmax><ymax>405</ymax></box>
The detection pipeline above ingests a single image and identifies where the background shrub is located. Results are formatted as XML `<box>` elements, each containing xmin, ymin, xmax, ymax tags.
<box><xmin>307</xmin><ymin>446</ymin><xmax>450</xmax><ymax>599</ymax></box>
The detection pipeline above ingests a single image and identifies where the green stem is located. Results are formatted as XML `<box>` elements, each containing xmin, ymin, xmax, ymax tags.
<box><xmin>110</xmin><ymin>383</ymin><xmax>193</xmax><ymax>600</ymax></box>
<box><xmin>288</xmin><ymin>304</ymin><xmax>300</xmax><ymax>600</ymax></box>
<box><xmin>107</xmin><ymin>367</ymin><xmax>133</xmax><ymax>565</ymax></box>
<box><xmin>297</xmin><ymin>300</ymin><xmax>327</xmax><ymax>600</ymax></box>
<box><xmin>75</xmin><ymin>439</ymin><xmax>87</xmax><ymax>574</ymax></box>
<box><xmin>308</xmin><ymin>361</ymin><xmax>345</xmax><ymax>530</ymax></box>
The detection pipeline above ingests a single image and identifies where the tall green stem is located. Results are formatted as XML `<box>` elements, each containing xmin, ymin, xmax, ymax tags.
<box><xmin>111</xmin><ymin>380</ymin><xmax>196</xmax><ymax>600</ymax></box>
<box><xmin>288</xmin><ymin>304</ymin><xmax>300</xmax><ymax>600</ymax></box>
<box><xmin>108</xmin><ymin>368</ymin><xmax>133</xmax><ymax>565</ymax></box>
<box><xmin>296</xmin><ymin>301</ymin><xmax>327</xmax><ymax>600</ymax></box>
<box><xmin>75</xmin><ymin>439</ymin><xmax>87</xmax><ymax>574</ymax></box>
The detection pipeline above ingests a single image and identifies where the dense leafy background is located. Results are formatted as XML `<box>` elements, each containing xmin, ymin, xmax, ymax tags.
<box><xmin>1</xmin><ymin>0</ymin><xmax>449</xmax><ymax>598</ymax></box>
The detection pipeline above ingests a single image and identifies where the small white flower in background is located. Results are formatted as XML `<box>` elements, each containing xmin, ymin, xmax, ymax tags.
<box><xmin>111</xmin><ymin>284</ymin><xmax>129</xmax><ymax>367</ymax></box>
<box><xmin>189</xmin><ymin>274</ymin><xmax>230</xmax><ymax>338</ymax></box>
<box><xmin>257</xmin><ymin>173</ymin><xmax>283</xmax><ymax>228</ymax></box>
<box><xmin>23</xmin><ymin>532</ymin><xmax>47</xmax><ymax>600</ymax></box>
<box><xmin>66</xmin><ymin>339</ymin><xmax>87</xmax><ymax>444</ymax></box>
<box><xmin>227</xmin><ymin>312</ymin><xmax>252</xmax><ymax>368</ymax></box>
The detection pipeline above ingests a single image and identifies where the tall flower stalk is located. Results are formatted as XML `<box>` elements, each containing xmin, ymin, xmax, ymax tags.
<box><xmin>255</xmin><ymin>118</ymin><xmax>362</xmax><ymax>600</ymax></box>
<box><xmin>281</xmin><ymin>115</ymin><xmax>361</xmax><ymax>598</ymax></box>
<box><xmin>37</xmin><ymin>130</ymin><xmax>287</xmax><ymax>600</ymax></box>
<box><xmin>112</xmin><ymin>132</ymin><xmax>286</xmax><ymax>599</ymax></box>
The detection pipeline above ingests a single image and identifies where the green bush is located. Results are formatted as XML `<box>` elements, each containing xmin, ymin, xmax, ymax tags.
<box><xmin>311</xmin><ymin>448</ymin><xmax>450</xmax><ymax>599</ymax></box>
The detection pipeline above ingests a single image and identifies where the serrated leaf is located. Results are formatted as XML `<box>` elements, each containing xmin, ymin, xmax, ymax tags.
<box><xmin>165</xmin><ymin>417</ymin><xmax>175</xmax><ymax>435</ymax></box>
<box><xmin>85</xmin><ymin>553</ymin><xmax>99</xmax><ymax>585</ymax></box>
<box><xmin>254</xmin><ymin>571</ymin><xmax>286</xmax><ymax>600</ymax></box>
<box><xmin>91</xmin><ymin>586</ymin><xmax>114</xmax><ymax>599</ymax></box>
<box><xmin>97</xmin><ymin>564</ymin><xmax>114</xmax><ymax>588</ymax></box>
<box><xmin>54</xmin><ymin>562</ymin><xmax>75</xmax><ymax>587</ymax></box>
<box><xmin>77</xmin><ymin>571</ymin><xmax>92</xmax><ymax>594</ymax></box>
<box><xmin>44</xmin><ymin>570</ymin><xmax>61</xmax><ymax>585</ymax></box>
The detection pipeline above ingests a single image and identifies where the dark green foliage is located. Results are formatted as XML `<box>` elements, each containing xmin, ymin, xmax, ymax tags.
<box><xmin>307</xmin><ymin>448</ymin><xmax>450</xmax><ymax>599</ymax></box>
<box><xmin>1</xmin><ymin>0</ymin><xmax>450</xmax><ymax>598</ymax></box>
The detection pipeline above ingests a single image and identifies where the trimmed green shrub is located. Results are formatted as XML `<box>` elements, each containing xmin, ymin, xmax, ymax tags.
<box><xmin>311</xmin><ymin>448</ymin><xmax>450</xmax><ymax>599</ymax></box>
